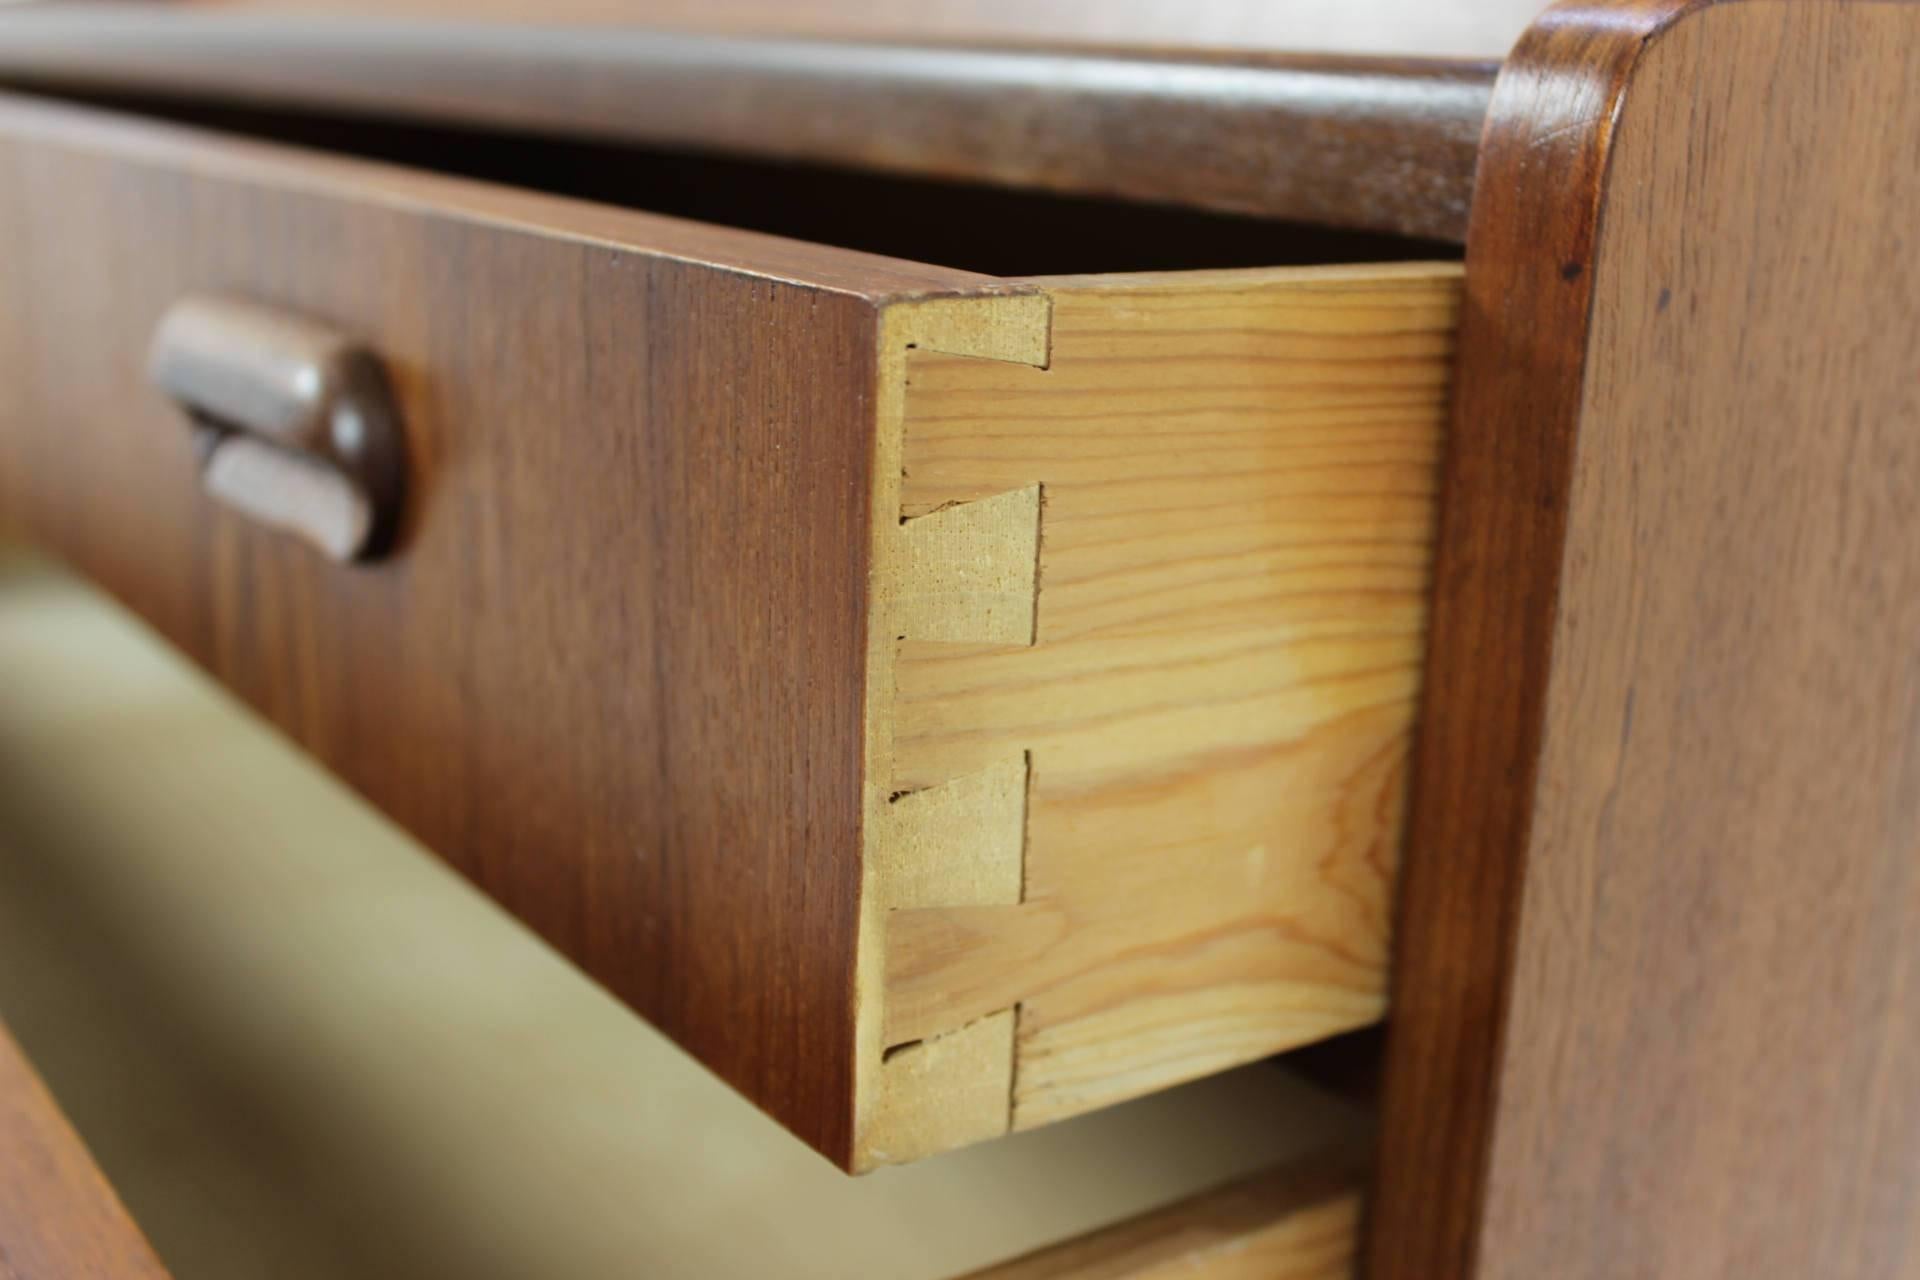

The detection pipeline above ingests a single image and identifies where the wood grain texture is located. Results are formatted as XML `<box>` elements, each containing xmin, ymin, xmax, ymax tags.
<box><xmin>0</xmin><ymin>1020</ymin><xmax>171</xmax><ymax>1280</ymax></box>
<box><xmin>961</xmin><ymin>1149</ymin><xmax>1361</xmax><ymax>1280</ymax></box>
<box><xmin>0</xmin><ymin>8</ymin><xmax>1494</xmax><ymax>241</ymax></box>
<box><xmin>859</xmin><ymin>266</ymin><xmax>1460</xmax><ymax>1165</ymax></box>
<box><xmin>1370</xmin><ymin>2</ymin><xmax>1920</xmax><ymax>1276</ymax></box>
<box><xmin>0</xmin><ymin>91</ymin><xmax>1005</xmax><ymax>1168</ymax></box>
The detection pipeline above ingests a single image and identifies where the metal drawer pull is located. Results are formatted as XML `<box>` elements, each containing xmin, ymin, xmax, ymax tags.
<box><xmin>148</xmin><ymin>297</ymin><xmax>405</xmax><ymax>562</ymax></box>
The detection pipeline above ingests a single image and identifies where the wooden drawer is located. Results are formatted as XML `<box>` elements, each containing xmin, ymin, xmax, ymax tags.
<box><xmin>0</xmin><ymin>92</ymin><xmax>1460</xmax><ymax>1170</ymax></box>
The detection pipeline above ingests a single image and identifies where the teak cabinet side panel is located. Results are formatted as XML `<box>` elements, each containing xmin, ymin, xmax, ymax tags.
<box><xmin>856</xmin><ymin>266</ymin><xmax>1461</xmax><ymax>1166</ymax></box>
<box><xmin>1372</xmin><ymin>1</ymin><xmax>1920</xmax><ymax>1276</ymax></box>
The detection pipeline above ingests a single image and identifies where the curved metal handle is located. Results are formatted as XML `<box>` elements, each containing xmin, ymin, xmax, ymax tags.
<box><xmin>148</xmin><ymin>296</ymin><xmax>406</xmax><ymax>562</ymax></box>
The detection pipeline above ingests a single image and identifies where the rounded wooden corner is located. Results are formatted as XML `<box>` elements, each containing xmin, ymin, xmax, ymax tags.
<box><xmin>1372</xmin><ymin>0</ymin><xmax>1920</xmax><ymax>1275</ymax></box>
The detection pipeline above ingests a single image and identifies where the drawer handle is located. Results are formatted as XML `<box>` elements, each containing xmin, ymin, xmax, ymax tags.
<box><xmin>148</xmin><ymin>297</ymin><xmax>406</xmax><ymax>562</ymax></box>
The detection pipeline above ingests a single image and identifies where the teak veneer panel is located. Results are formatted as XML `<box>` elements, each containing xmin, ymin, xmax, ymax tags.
<box><xmin>0</xmin><ymin>1021</ymin><xmax>171</xmax><ymax>1279</ymax></box>
<box><xmin>1371</xmin><ymin>1</ymin><xmax>1920</xmax><ymax>1276</ymax></box>
<box><xmin>0</xmin><ymin>94</ymin><xmax>1459</xmax><ymax>1168</ymax></box>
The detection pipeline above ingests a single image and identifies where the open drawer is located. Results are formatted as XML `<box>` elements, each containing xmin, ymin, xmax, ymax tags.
<box><xmin>0</xmin><ymin>91</ymin><xmax>1460</xmax><ymax>1170</ymax></box>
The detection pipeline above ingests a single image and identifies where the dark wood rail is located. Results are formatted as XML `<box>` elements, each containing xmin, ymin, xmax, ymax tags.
<box><xmin>0</xmin><ymin>10</ymin><xmax>1495</xmax><ymax>240</ymax></box>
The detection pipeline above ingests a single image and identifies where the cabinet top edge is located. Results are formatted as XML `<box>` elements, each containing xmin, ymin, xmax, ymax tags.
<box><xmin>0</xmin><ymin>8</ymin><xmax>1498</xmax><ymax>242</ymax></box>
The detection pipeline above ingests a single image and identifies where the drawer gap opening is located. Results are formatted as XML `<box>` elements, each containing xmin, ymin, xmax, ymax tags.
<box><xmin>31</xmin><ymin>90</ymin><xmax>1463</xmax><ymax>277</ymax></box>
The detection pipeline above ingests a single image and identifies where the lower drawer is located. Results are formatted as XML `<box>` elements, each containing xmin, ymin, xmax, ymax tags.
<box><xmin>0</xmin><ymin>550</ymin><xmax>1362</xmax><ymax>1280</ymax></box>
<box><xmin>0</xmin><ymin>92</ymin><xmax>1459</xmax><ymax>1168</ymax></box>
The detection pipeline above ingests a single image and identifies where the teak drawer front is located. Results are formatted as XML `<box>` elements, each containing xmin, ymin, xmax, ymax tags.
<box><xmin>0</xmin><ymin>93</ymin><xmax>1461</xmax><ymax>1170</ymax></box>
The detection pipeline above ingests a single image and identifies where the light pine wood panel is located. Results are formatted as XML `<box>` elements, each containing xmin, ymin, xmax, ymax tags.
<box><xmin>860</xmin><ymin>266</ymin><xmax>1460</xmax><ymax>1161</ymax></box>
